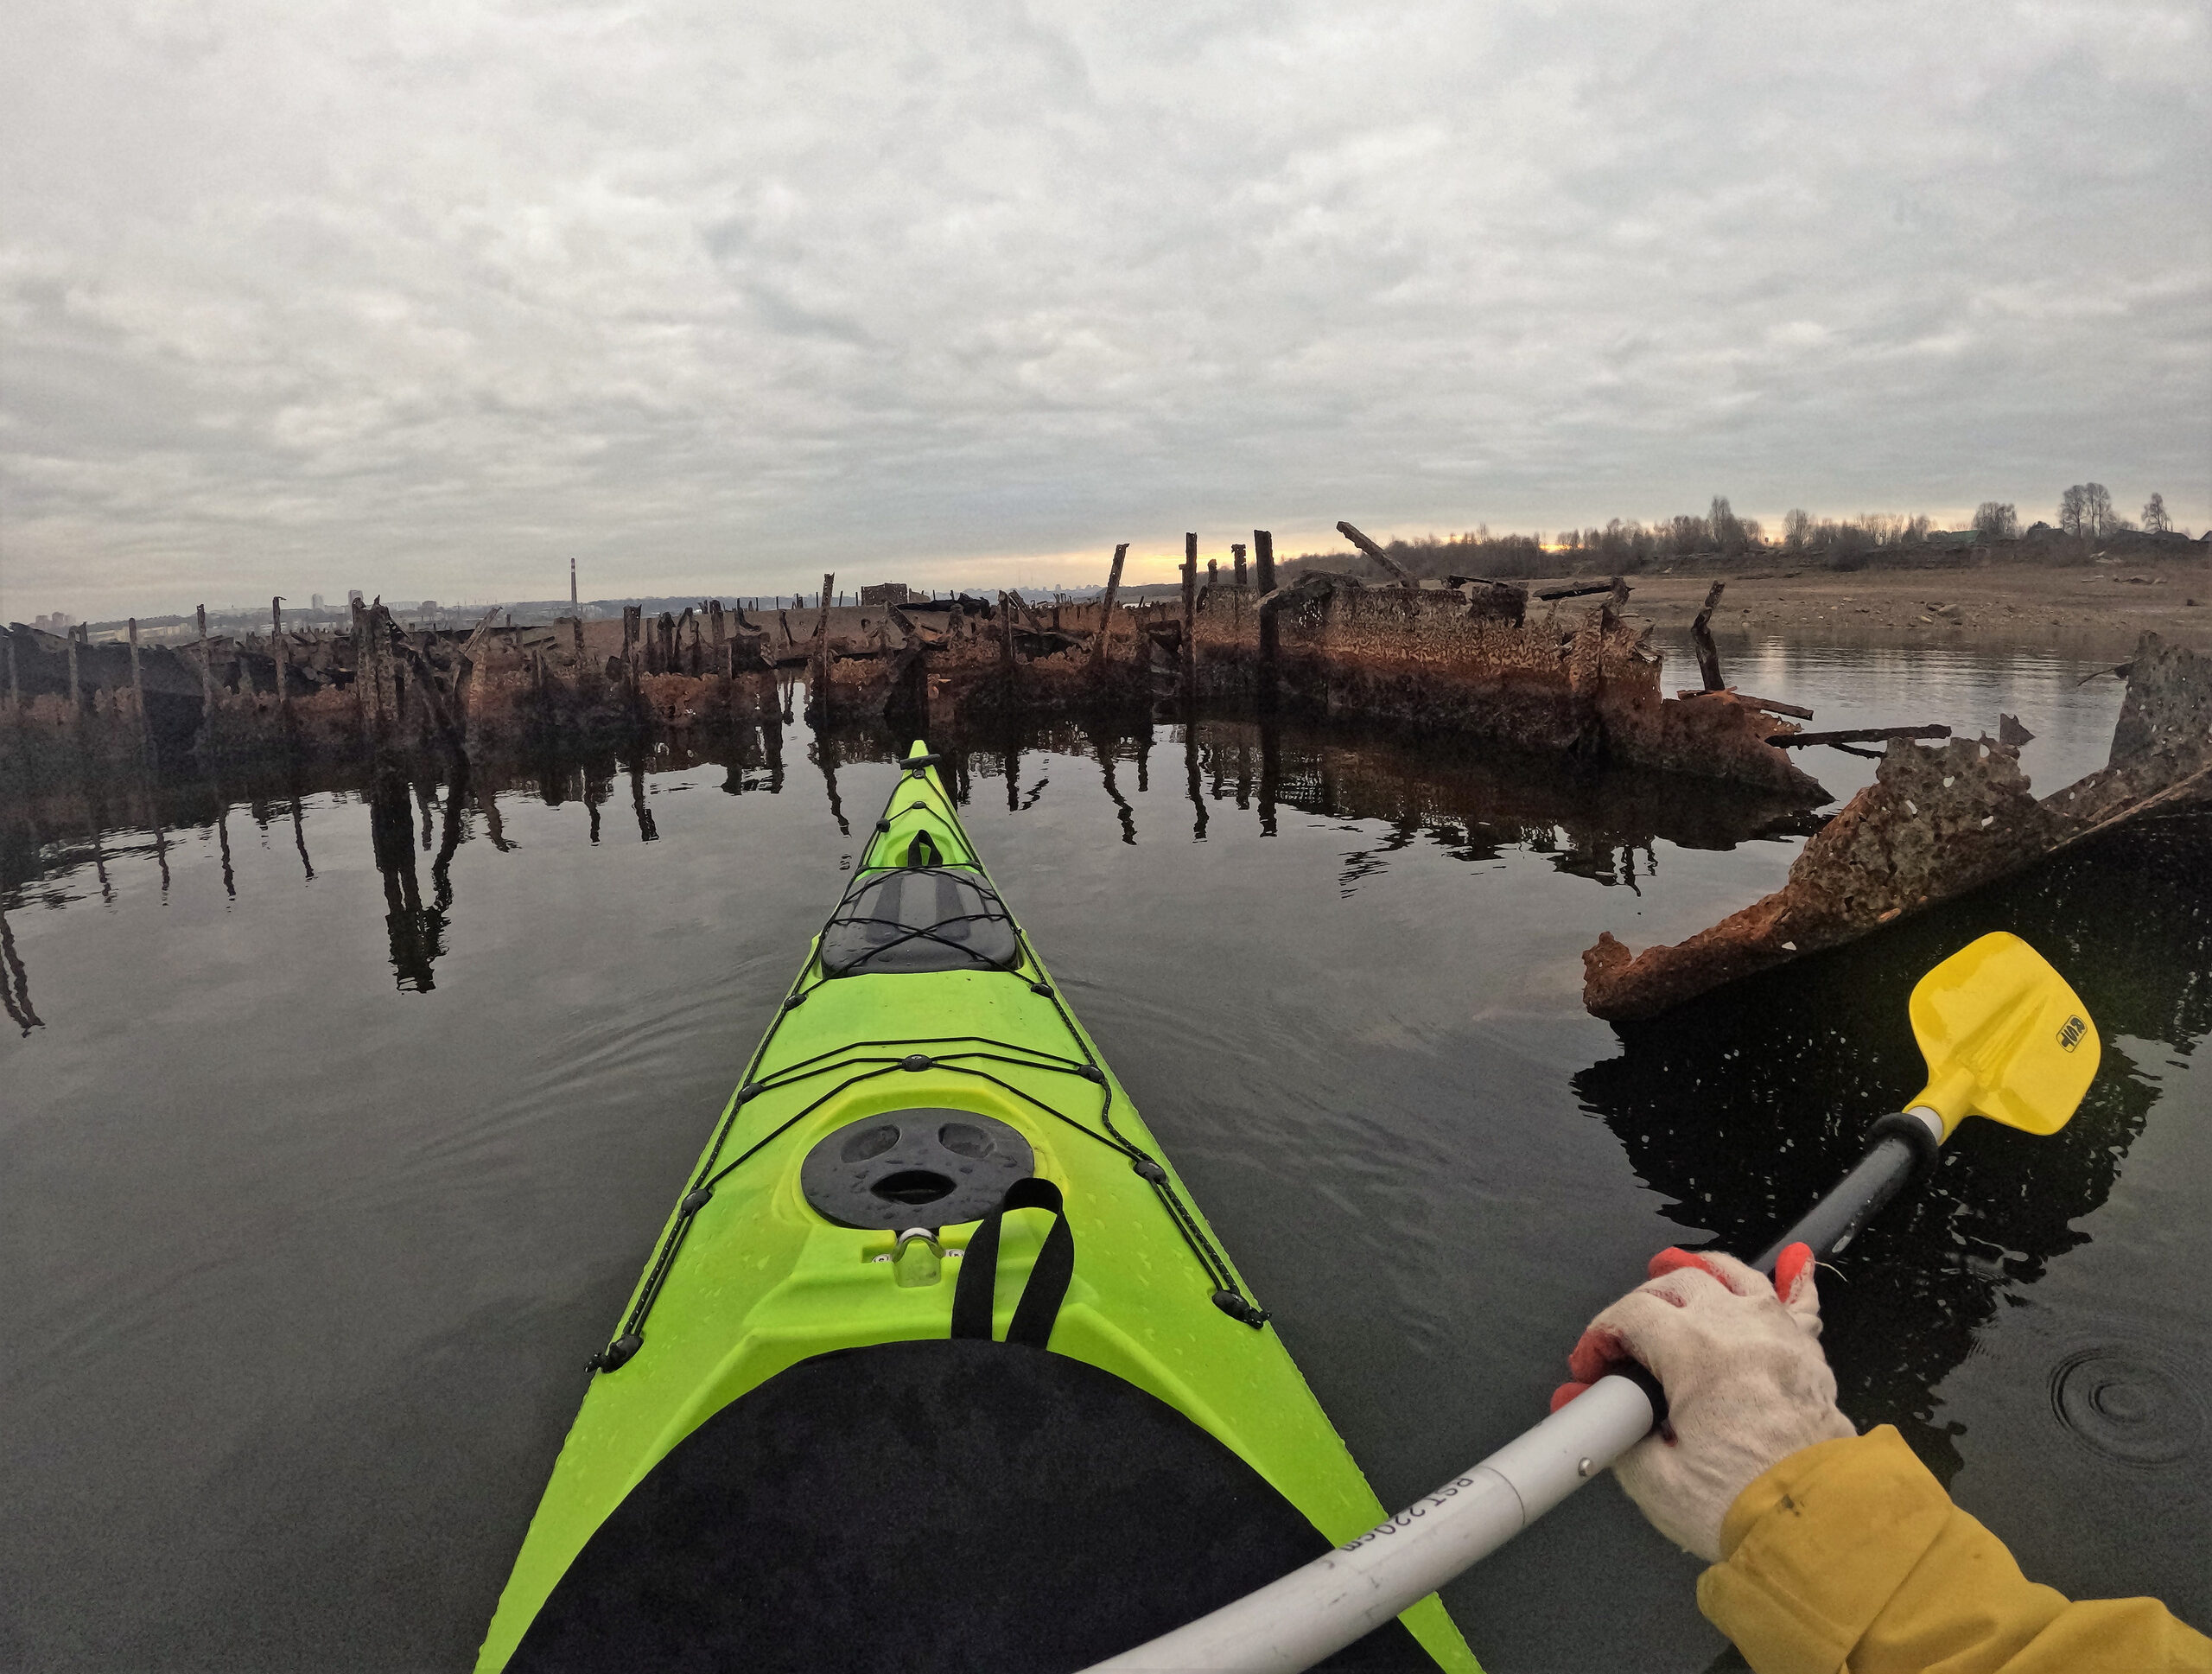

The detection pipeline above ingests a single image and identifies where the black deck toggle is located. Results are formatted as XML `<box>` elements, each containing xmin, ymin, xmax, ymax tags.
<box><xmin>1211</xmin><ymin>1289</ymin><xmax>1269</xmax><ymax>1329</ymax></box>
<box><xmin>591</xmin><ymin>1332</ymin><xmax>644</xmax><ymax>1373</ymax></box>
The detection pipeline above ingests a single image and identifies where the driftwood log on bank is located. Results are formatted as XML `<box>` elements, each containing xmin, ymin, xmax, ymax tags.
<box><xmin>1581</xmin><ymin>633</ymin><xmax>2212</xmax><ymax>1021</ymax></box>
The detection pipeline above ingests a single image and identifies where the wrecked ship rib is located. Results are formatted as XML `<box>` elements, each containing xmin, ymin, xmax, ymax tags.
<box><xmin>1581</xmin><ymin>633</ymin><xmax>2212</xmax><ymax>1022</ymax></box>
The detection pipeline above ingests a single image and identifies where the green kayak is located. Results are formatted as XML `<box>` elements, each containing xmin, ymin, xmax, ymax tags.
<box><xmin>479</xmin><ymin>741</ymin><xmax>1477</xmax><ymax>1673</ymax></box>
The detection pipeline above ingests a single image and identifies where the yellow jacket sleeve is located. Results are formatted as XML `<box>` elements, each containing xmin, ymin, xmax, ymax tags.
<box><xmin>1696</xmin><ymin>1425</ymin><xmax>2211</xmax><ymax>1674</ymax></box>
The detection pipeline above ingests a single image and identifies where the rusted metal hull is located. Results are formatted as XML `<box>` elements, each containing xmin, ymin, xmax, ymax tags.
<box><xmin>1582</xmin><ymin>634</ymin><xmax>2212</xmax><ymax>1022</ymax></box>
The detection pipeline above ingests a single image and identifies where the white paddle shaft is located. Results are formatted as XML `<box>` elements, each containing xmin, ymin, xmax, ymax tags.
<box><xmin>1082</xmin><ymin>1374</ymin><xmax>1656</xmax><ymax>1672</ymax></box>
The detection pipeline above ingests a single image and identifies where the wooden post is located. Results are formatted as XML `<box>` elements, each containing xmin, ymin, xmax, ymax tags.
<box><xmin>189</xmin><ymin>606</ymin><xmax>217</xmax><ymax>735</ymax></box>
<box><xmin>372</xmin><ymin>601</ymin><xmax>401</xmax><ymax>731</ymax></box>
<box><xmin>129</xmin><ymin>618</ymin><xmax>145</xmax><ymax>737</ymax></box>
<box><xmin>999</xmin><ymin>591</ymin><xmax>1016</xmax><ymax>672</ymax></box>
<box><xmin>1255</xmin><ymin>529</ymin><xmax>1278</xmax><ymax>709</ymax></box>
<box><xmin>456</xmin><ymin>604</ymin><xmax>503</xmax><ymax>747</ymax></box>
<box><xmin>569</xmin><ymin>557</ymin><xmax>579</xmax><ymax>615</ymax></box>
<box><xmin>1336</xmin><ymin>520</ymin><xmax>1421</xmax><ymax>592</ymax></box>
<box><xmin>5</xmin><ymin>629</ymin><xmax>18</xmax><ymax>718</ymax></box>
<box><xmin>66</xmin><ymin>626</ymin><xmax>82</xmax><ymax>718</ymax></box>
<box><xmin>1180</xmin><ymin>531</ymin><xmax>1198</xmax><ymax>701</ymax></box>
<box><xmin>1090</xmin><ymin>543</ymin><xmax>1128</xmax><ymax>677</ymax></box>
<box><xmin>1232</xmin><ymin>544</ymin><xmax>1247</xmax><ymax>586</ymax></box>
<box><xmin>270</xmin><ymin>596</ymin><xmax>289</xmax><ymax>716</ymax></box>
<box><xmin>1692</xmin><ymin>580</ymin><xmax>1727</xmax><ymax>692</ymax></box>
<box><xmin>812</xmin><ymin>572</ymin><xmax>835</xmax><ymax>717</ymax></box>
<box><xmin>349</xmin><ymin>598</ymin><xmax>367</xmax><ymax>729</ymax></box>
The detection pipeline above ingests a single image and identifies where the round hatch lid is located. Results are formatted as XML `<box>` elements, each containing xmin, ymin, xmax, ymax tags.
<box><xmin>799</xmin><ymin>1109</ymin><xmax>1036</xmax><ymax>1230</ymax></box>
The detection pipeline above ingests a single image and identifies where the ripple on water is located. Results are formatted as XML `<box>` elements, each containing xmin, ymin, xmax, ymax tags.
<box><xmin>2049</xmin><ymin>1346</ymin><xmax>2204</xmax><ymax>1468</ymax></box>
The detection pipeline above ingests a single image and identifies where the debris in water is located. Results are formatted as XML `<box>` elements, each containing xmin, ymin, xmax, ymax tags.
<box><xmin>1581</xmin><ymin>633</ymin><xmax>2212</xmax><ymax>1021</ymax></box>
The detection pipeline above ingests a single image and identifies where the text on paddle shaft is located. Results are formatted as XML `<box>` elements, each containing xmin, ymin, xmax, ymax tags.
<box><xmin>1340</xmin><ymin>1477</ymin><xmax>1481</xmax><ymax>1550</ymax></box>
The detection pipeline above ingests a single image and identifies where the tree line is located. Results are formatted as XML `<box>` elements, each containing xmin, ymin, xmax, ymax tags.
<box><xmin>1286</xmin><ymin>488</ymin><xmax>2190</xmax><ymax>582</ymax></box>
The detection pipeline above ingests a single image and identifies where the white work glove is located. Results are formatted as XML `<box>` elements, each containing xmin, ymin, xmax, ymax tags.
<box><xmin>1549</xmin><ymin>1244</ymin><xmax>1857</xmax><ymax>1563</ymax></box>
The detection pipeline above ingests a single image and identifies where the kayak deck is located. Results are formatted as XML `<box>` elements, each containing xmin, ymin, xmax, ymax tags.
<box><xmin>479</xmin><ymin>744</ymin><xmax>1476</xmax><ymax>1672</ymax></box>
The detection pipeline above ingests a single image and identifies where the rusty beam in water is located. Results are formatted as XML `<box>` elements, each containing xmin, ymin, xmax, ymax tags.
<box><xmin>1180</xmin><ymin>534</ymin><xmax>1197</xmax><ymax>700</ymax></box>
<box><xmin>1535</xmin><ymin>579</ymin><xmax>1618</xmax><ymax>601</ymax></box>
<box><xmin>1770</xmin><ymin>723</ymin><xmax>1949</xmax><ymax>749</ymax></box>
<box><xmin>1691</xmin><ymin>580</ymin><xmax>1726</xmax><ymax>692</ymax></box>
<box><xmin>1091</xmin><ymin>543</ymin><xmax>1128</xmax><ymax>676</ymax></box>
<box><xmin>1255</xmin><ymin>529</ymin><xmax>1279</xmax><ymax>707</ymax></box>
<box><xmin>1336</xmin><ymin>521</ymin><xmax>1421</xmax><ymax>592</ymax></box>
<box><xmin>1582</xmin><ymin>633</ymin><xmax>2212</xmax><ymax>1022</ymax></box>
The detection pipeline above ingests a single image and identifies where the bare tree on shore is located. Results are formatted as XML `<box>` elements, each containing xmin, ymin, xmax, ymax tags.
<box><xmin>2143</xmin><ymin>493</ymin><xmax>2171</xmax><ymax>534</ymax></box>
<box><xmin>2060</xmin><ymin>482</ymin><xmax>2116</xmax><ymax>539</ymax></box>
<box><xmin>1973</xmin><ymin>501</ymin><xmax>2018</xmax><ymax>540</ymax></box>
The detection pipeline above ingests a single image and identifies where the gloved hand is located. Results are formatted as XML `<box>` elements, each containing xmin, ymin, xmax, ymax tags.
<box><xmin>1551</xmin><ymin>1243</ymin><xmax>1857</xmax><ymax>1563</ymax></box>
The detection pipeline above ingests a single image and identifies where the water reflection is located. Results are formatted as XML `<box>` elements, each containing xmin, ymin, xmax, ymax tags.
<box><xmin>2</xmin><ymin>680</ymin><xmax>2205</xmax><ymax>1669</ymax></box>
<box><xmin>0</xmin><ymin>707</ymin><xmax>1832</xmax><ymax>1006</ymax></box>
<box><xmin>1173</xmin><ymin>716</ymin><xmax>1822</xmax><ymax>890</ymax></box>
<box><xmin>628</xmin><ymin>758</ymin><xmax>658</xmax><ymax>843</ymax></box>
<box><xmin>1573</xmin><ymin>813</ymin><xmax>2212</xmax><ymax>1481</ymax></box>
<box><xmin>289</xmin><ymin>791</ymin><xmax>315</xmax><ymax>880</ymax></box>
<box><xmin>1</xmin><ymin>910</ymin><xmax>38</xmax><ymax>1033</ymax></box>
<box><xmin>369</xmin><ymin>766</ymin><xmax>448</xmax><ymax>992</ymax></box>
<box><xmin>813</xmin><ymin>735</ymin><xmax>849</xmax><ymax>836</ymax></box>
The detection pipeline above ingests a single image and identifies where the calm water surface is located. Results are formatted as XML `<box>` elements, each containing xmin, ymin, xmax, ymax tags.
<box><xmin>3</xmin><ymin>644</ymin><xmax>2205</xmax><ymax>1673</ymax></box>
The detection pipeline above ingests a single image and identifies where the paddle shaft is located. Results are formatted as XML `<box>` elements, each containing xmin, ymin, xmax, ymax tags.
<box><xmin>1083</xmin><ymin>1111</ymin><xmax>1944</xmax><ymax>1674</ymax></box>
<box><xmin>1753</xmin><ymin>1123</ymin><xmax>1929</xmax><ymax>1273</ymax></box>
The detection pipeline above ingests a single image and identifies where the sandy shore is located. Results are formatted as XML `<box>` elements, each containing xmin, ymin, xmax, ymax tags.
<box><xmin>1595</xmin><ymin>557</ymin><xmax>2211</xmax><ymax>658</ymax></box>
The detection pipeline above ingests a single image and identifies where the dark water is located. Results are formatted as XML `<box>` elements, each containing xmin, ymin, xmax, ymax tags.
<box><xmin>3</xmin><ymin>649</ymin><xmax>2205</xmax><ymax>1673</ymax></box>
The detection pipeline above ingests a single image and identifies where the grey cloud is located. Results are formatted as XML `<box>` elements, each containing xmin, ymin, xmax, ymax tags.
<box><xmin>2</xmin><ymin>0</ymin><xmax>2206</xmax><ymax>618</ymax></box>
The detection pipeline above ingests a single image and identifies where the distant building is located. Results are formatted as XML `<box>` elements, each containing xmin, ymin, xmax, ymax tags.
<box><xmin>311</xmin><ymin>593</ymin><xmax>325</xmax><ymax>610</ymax></box>
<box><xmin>860</xmin><ymin>582</ymin><xmax>920</xmax><ymax>606</ymax></box>
<box><xmin>33</xmin><ymin>611</ymin><xmax>73</xmax><ymax>633</ymax></box>
<box><xmin>348</xmin><ymin>589</ymin><xmax>364</xmax><ymax>607</ymax></box>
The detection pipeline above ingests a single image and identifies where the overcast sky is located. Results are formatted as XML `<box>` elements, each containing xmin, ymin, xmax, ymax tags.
<box><xmin>3</xmin><ymin>1</ymin><xmax>2206</xmax><ymax>619</ymax></box>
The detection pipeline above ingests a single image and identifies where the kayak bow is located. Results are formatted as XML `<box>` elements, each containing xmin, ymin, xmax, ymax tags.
<box><xmin>478</xmin><ymin>742</ymin><xmax>1476</xmax><ymax>1673</ymax></box>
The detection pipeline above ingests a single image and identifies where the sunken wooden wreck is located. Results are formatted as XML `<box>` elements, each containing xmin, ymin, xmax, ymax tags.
<box><xmin>3</xmin><ymin>542</ymin><xmax>1834</xmax><ymax>805</ymax></box>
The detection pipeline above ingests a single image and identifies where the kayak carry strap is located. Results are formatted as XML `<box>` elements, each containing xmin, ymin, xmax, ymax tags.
<box><xmin>950</xmin><ymin>1178</ymin><xmax>1073</xmax><ymax>1349</ymax></box>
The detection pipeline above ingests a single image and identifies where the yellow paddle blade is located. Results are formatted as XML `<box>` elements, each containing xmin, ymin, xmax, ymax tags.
<box><xmin>1907</xmin><ymin>932</ymin><xmax>2100</xmax><ymax>1139</ymax></box>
